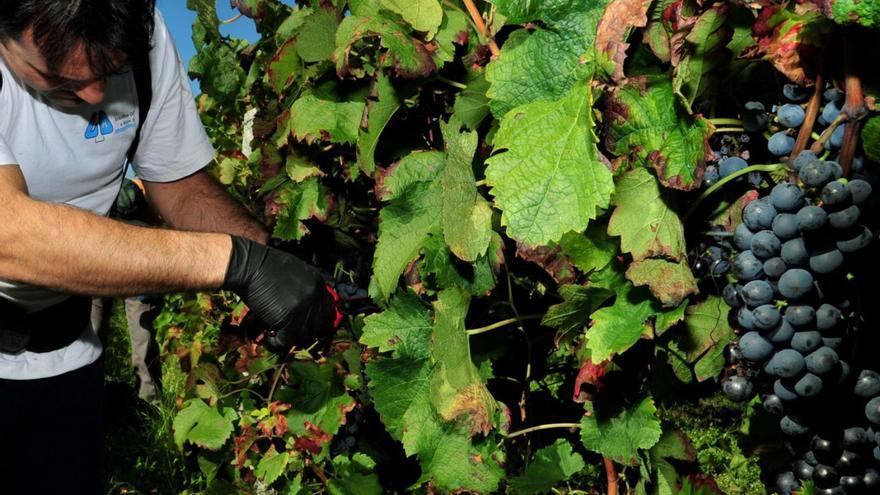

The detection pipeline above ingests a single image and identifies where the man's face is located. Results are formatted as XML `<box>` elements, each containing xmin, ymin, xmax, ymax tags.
<box><xmin>0</xmin><ymin>27</ymin><xmax>124</xmax><ymax>107</ymax></box>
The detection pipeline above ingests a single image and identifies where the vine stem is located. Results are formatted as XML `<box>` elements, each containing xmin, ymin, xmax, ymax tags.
<box><xmin>604</xmin><ymin>457</ymin><xmax>619</xmax><ymax>495</ymax></box>
<box><xmin>712</xmin><ymin>127</ymin><xmax>745</xmax><ymax>134</ymax></box>
<box><xmin>684</xmin><ymin>163</ymin><xmax>786</xmax><ymax>221</ymax></box>
<box><xmin>435</xmin><ymin>75</ymin><xmax>468</xmax><ymax>90</ymax></box>
<box><xmin>475</xmin><ymin>179</ymin><xmax>487</xmax><ymax>187</ymax></box>
<box><xmin>466</xmin><ymin>315</ymin><xmax>543</xmax><ymax>336</ymax></box>
<box><xmin>221</xmin><ymin>13</ymin><xmax>244</xmax><ymax>25</ymax></box>
<box><xmin>792</xmin><ymin>71</ymin><xmax>824</xmax><ymax>171</ymax></box>
<box><xmin>503</xmin><ymin>422</ymin><xmax>581</xmax><ymax>439</ymax></box>
<box><xmin>810</xmin><ymin>113</ymin><xmax>847</xmax><ymax>155</ymax></box>
<box><xmin>840</xmin><ymin>34</ymin><xmax>867</xmax><ymax>178</ymax></box>
<box><xmin>461</xmin><ymin>0</ymin><xmax>501</xmax><ymax>58</ymax></box>
<box><xmin>708</xmin><ymin>118</ymin><xmax>742</xmax><ymax>127</ymax></box>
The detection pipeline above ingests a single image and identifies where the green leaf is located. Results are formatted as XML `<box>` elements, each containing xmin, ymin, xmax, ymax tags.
<box><xmin>329</xmin><ymin>454</ymin><xmax>383</xmax><ymax>495</ymax></box>
<box><xmin>453</xmin><ymin>73</ymin><xmax>491</xmax><ymax>129</ymax></box>
<box><xmin>370</xmin><ymin>151</ymin><xmax>445</xmax><ymax>300</ymax></box>
<box><xmin>485</xmin><ymin>85</ymin><xmax>614</xmax><ymax>246</ymax></box>
<box><xmin>626</xmin><ymin>258</ymin><xmax>698</xmax><ymax>307</ymax></box>
<box><xmin>487</xmin><ymin>0</ymin><xmax>608</xmax><ymax>116</ymax></box>
<box><xmin>441</xmin><ymin>117</ymin><xmax>493</xmax><ymax>262</ymax></box>
<box><xmin>379</xmin><ymin>0</ymin><xmax>443</xmax><ymax>38</ymax></box>
<box><xmin>187</xmin><ymin>0</ymin><xmax>221</xmax><ymax>44</ymax></box>
<box><xmin>173</xmin><ymin>399</ymin><xmax>234</xmax><ymax>450</ymax></box>
<box><xmin>863</xmin><ymin>117</ymin><xmax>880</xmax><ymax>163</ymax></box>
<box><xmin>542</xmin><ymin>283</ymin><xmax>615</xmax><ymax>335</ymax></box>
<box><xmin>672</xmin><ymin>5</ymin><xmax>731</xmax><ymax>110</ymax></box>
<box><xmin>608</xmin><ymin>168</ymin><xmax>687</xmax><ymax>261</ymax></box>
<box><xmin>580</xmin><ymin>396</ymin><xmax>662</xmax><ymax>465</ymax></box>
<box><xmin>290</xmin><ymin>93</ymin><xmax>366</xmax><ymax>145</ymax></box>
<box><xmin>268</xmin><ymin>38</ymin><xmax>301</xmax><ymax>95</ymax></box>
<box><xmin>335</xmin><ymin>15</ymin><xmax>436</xmax><ymax>78</ymax></box>
<box><xmin>255</xmin><ymin>446</ymin><xmax>289</xmax><ymax>485</ymax></box>
<box><xmin>586</xmin><ymin>283</ymin><xmax>659</xmax><ymax>362</ymax></box>
<box><xmin>559</xmin><ymin>226</ymin><xmax>618</xmax><ymax>274</ymax></box>
<box><xmin>296</xmin><ymin>9</ymin><xmax>339</xmax><ymax>63</ymax></box>
<box><xmin>360</xmin><ymin>290</ymin><xmax>433</xmax><ymax>359</ymax></box>
<box><xmin>357</xmin><ymin>74</ymin><xmax>403</xmax><ymax>175</ymax></box>
<box><xmin>434</xmin><ymin>9</ymin><xmax>470</xmax><ymax>67</ymax></box>
<box><xmin>278</xmin><ymin>360</ymin><xmax>356</xmax><ymax>440</ymax></box>
<box><xmin>272</xmin><ymin>178</ymin><xmax>331</xmax><ymax>241</ymax></box>
<box><xmin>419</xmin><ymin>231</ymin><xmax>501</xmax><ymax>295</ymax></box>
<box><xmin>650</xmin><ymin>429</ymin><xmax>696</xmax><ymax>495</ymax></box>
<box><xmin>508</xmin><ymin>439</ymin><xmax>586</xmax><ymax>494</ymax></box>
<box><xmin>675</xmin><ymin>295</ymin><xmax>735</xmax><ymax>382</ymax></box>
<box><xmin>189</xmin><ymin>42</ymin><xmax>246</xmax><ymax>102</ymax></box>
<box><xmin>828</xmin><ymin>0</ymin><xmax>880</xmax><ymax>27</ymax></box>
<box><xmin>605</xmin><ymin>75</ymin><xmax>711</xmax><ymax>191</ymax></box>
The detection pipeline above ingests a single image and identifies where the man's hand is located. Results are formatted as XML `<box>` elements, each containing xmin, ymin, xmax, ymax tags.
<box><xmin>222</xmin><ymin>236</ymin><xmax>337</xmax><ymax>351</ymax></box>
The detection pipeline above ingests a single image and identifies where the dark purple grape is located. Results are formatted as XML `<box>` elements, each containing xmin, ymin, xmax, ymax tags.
<box><xmin>812</xmin><ymin>464</ymin><xmax>839</xmax><ymax>489</ymax></box>
<box><xmin>793</xmin><ymin>150</ymin><xmax>818</xmax><ymax>171</ymax></box>
<box><xmin>801</xmin><ymin>161</ymin><xmax>835</xmax><ymax>188</ymax></box>
<box><xmin>744</xmin><ymin>199</ymin><xmax>777</xmax><ymax>231</ymax></box>
<box><xmin>809</xmin><ymin>248</ymin><xmax>844</xmax><ymax>275</ymax></box>
<box><xmin>824</xmin><ymin>88</ymin><xmax>844</xmax><ymax>103</ymax></box>
<box><xmin>793</xmin><ymin>459</ymin><xmax>814</xmax><ymax>480</ymax></box>
<box><xmin>742</xmin><ymin>279</ymin><xmax>774</xmax><ymax>307</ymax></box>
<box><xmin>821</xmin><ymin>101</ymin><xmax>842</xmax><ymax>125</ymax></box>
<box><xmin>721</xmin><ymin>156</ymin><xmax>749</xmax><ymax>178</ymax></box>
<box><xmin>798</xmin><ymin>205</ymin><xmax>828</xmax><ymax>231</ymax></box>
<box><xmin>848</xmin><ymin>179</ymin><xmax>872</xmax><ymax>205</ymax></box>
<box><xmin>775</xmin><ymin>379</ymin><xmax>799</xmax><ymax>401</ymax></box>
<box><xmin>791</xmin><ymin>331</ymin><xmax>823</xmax><ymax>354</ymax></box>
<box><xmin>725</xmin><ymin>343</ymin><xmax>745</xmax><ymax>364</ymax></box>
<box><xmin>778</xmin><ymin>269</ymin><xmax>813</xmax><ymax>299</ymax></box>
<box><xmin>785</xmin><ymin>306</ymin><xmax>815</xmax><ymax>326</ymax></box>
<box><xmin>753</xmin><ymin>304</ymin><xmax>782</xmax><ymax>330</ymax></box>
<box><xmin>703</xmin><ymin>165</ymin><xmax>720</xmax><ymax>187</ymax></box>
<box><xmin>781</xmin><ymin>415</ymin><xmax>811</xmax><ymax>436</ymax></box>
<box><xmin>839</xmin><ymin>475</ymin><xmax>863</xmax><ymax>492</ymax></box>
<box><xmin>771</xmin><ymin>182</ymin><xmax>806</xmax><ymax>212</ymax></box>
<box><xmin>828</xmin><ymin>205</ymin><xmax>860</xmax><ymax>229</ymax></box>
<box><xmin>784</xmin><ymin>84</ymin><xmax>810</xmax><ymax>102</ymax></box>
<box><xmin>733</xmin><ymin>251</ymin><xmax>765</xmax><ymax>281</ymax></box>
<box><xmin>738</xmin><ymin>307</ymin><xmax>757</xmax><ymax>330</ymax></box>
<box><xmin>828</xmin><ymin>124</ymin><xmax>845</xmax><ymax>149</ymax></box>
<box><xmin>764</xmin><ymin>394</ymin><xmax>785</xmax><ymax>415</ymax></box>
<box><xmin>864</xmin><ymin>468</ymin><xmax>880</xmax><ymax>489</ymax></box>
<box><xmin>772</xmin><ymin>213</ymin><xmax>800</xmax><ymax>240</ymax></box>
<box><xmin>723</xmin><ymin>284</ymin><xmax>743</xmax><ymax>308</ymax></box>
<box><xmin>764</xmin><ymin>257</ymin><xmax>788</xmax><ymax>279</ymax></box>
<box><xmin>822</xmin><ymin>180</ymin><xmax>851</xmax><ymax>207</ymax></box>
<box><xmin>866</xmin><ymin>397</ymin><xmax>880</xmax><ymax>425</ymax></box>
<box><xmin>775</xmin><ymin>471</ymin><xmax>800</xmax><ymax>494</ymax></box>
<box><xmin>828</xmin><ymin>161</ymin><xmax>844</xmax><ymax>180</ymax></box>
<box><xmin>842</xmin><ymin>428</ymin><xmax>867</xmax><ymax>449</ymax></box>
<box><xmin>824</xmin><ymin>337</ymin><xmax>844</xmax><ymax>352</ymax></box>
<box><xmin>734</xmin><ymin>223</ymin><xmax>755</xmax><ymax>250</ymax></box>
<box><xmin>812</xmin><ymin>435</ymin><xmax>841</xmax><ymax>464</ymax></box>
<box><xmin>837</xmin><ymin>226</ymin><xmax>873</xmax><ymax>253</ymax></box>
<box><xmin>767</xmin><ymin>319</ymin><xmax>795</xmax><ymax>344</ymax></box>
<box><xmin>805</xmin><ymin>347</ymin><xmax>839</xmax><ymax>375</ymax></box>
<box><xmin>835</xmin><ymin>450</ymin><xmax>862</xmax><ymax>475</ymax></box>
<box><xmin>769</xmin><ymin>131</ymin><xmax>796</xmax><ymax>156</ymax></box>
<box><xmin>722</xmin><ymin>375</ymin><xmax>755</xmax><ymax>402</ymax></box>
<box><xmin>765</xmin><ymin>349</ymin><xmax>805</xmax><ymax>378</ymax></box>
<box><xmin>815</xmin><ymin>304</ymin><xmax>841</xmax><ymax>331</ymax></box>
<box><xmin>751</xmin><ymin>230</ymin><xmax>782</xmax><ymax>259</ymax></box>
<box><xmin>740</xmin><ymin>331</ymin><xmax>774</xmax><ymax>361</ymax></box>
<box><xmin>781</xmin><ymin>238</ymin><xmax>809</xmax><ymax>266</ymax></box>
<box><xmin>794</xmin><ymin>372</ymin><xmax>823</xmax><ymax>397</ymax></box>
<box><xmin>777</xmin><ymin>104</ymin><xmax>806</xmax><ymax>128</ymax></box>
<box><xmin>743</xmin><ymin>101</ymin><xmax>769</xmax><ymax>132</ymax></box>
<box><xmin>854</xmin><ymin>370</ymin><xmax>880</xmax><ymax>398</ymax></box>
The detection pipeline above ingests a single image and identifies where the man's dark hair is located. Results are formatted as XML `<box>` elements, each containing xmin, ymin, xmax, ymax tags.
<box><xmin>0</xmin><ymin>0</ymin><xmax>156</xmax><ymax>76</ymax></box>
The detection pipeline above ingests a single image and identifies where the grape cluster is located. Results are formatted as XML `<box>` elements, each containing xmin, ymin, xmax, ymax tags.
<box><xmin>704</xmin><ymin>135</ymin><xmax>756</xmax><ymax>189</ymax></box>
<box><xmin>720</xmin><ymin>166</ymin><xmax>876</xmax><ymax>493</ymax></box>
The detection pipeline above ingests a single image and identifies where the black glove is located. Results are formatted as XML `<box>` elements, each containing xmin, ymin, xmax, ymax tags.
<box><xmin>222</xmin><ymin>236</ymin><xmax>337</xmax><ymax>351</ymax></box>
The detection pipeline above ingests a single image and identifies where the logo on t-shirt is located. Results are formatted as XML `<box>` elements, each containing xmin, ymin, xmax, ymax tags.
<box><xmin>84</xmin><ymin>111</ymin><xmax>114</xmax><ymax>142</ymax></box>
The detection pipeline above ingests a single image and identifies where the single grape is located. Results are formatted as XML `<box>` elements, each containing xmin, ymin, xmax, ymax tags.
<box><xmin>777</xmin><ymin>103</ymin><xmax>806</xmax><ymax>128</ymax></box>
<box><xmin>854</xmin><ymin>370</ymin><xmax>880</xmax><ymax>398</ymax></box>
<box><xmin>821</xmin><ymin>180</ymin><xmax>851</xmax><ymax>207</ymax></box>
<box><xmin>723</xmin><ymin>284</ymin><xmax>742</xmax><ymax>308</ymax></box>
<box><xmin>797</xmin><ymin>206</ymin><xmax>828</xmax><ymax>231</ymax></box>
<box><xmin>828</xmin><ymin>124</ymin><xmax>845</xmax><ymax>149</ymax></box>
<box><xmin>852</xmin><ymin>155</ymin><xmax>865</xmax><ymax>173</ymax></box>
<box><xmin>866</xmin><ymin>397</ymin><xmax>880</xmax><ymax>425</ymax></box>
<box><xmin>794</xmin><ymin>373</ymin><xmax>823</xmax><ymax>397</ymax></box>
<box><xmin>734</xmin><ymin>223</ymin><xmax>755</xmax><ymax>251</ymax></box>
<box><xmin>836</xmin><ymin>226</ymin><xmax>873</xmax><ymax>253</ymax></box>
<box><xmin>771</xmin><ymin>182</ymin><xmax>806</xmax><ymax>212</ymax></box>
<box><xmin>793</xmin><ymin>460</ymin><xmax>814</xmax><ymax>481</ymax></box>
<box><xmin>824</xmin><ymin>88</ymin><xmax>844</xmax><ymax>103</ymax></box>
<box><xmin>800</xmin><ymin>161</ymin><xmax>835</xmax><ymax>188</ymax></box>
<box><xmin>821</xmin><ymin>101</ymin><xmax>842</xmax><ymax>125</ymax></box>
<box><xmin>816</xmin><ymin>304</ymin><xmax>841</xmax><ymax>331</ymax></box>
<box><xmin>743</xmin><ymin>199</ymin><xmax>777</xmax><ymax>230</ymax></box>
<box><xmin>781</xmin><ymin>415</ymin><xmax>811</xmax><ymax>436</ymax></box>
<box><xmin>747</xmin><ymin>172</ymin><xmax>763</xmax><ymax>187</ymax></box>
<box><xmin>805</xmin><ymin>347</ymin><xmax>839</xmax><ymax>375</ymax></box>
<box><xmin>740</xmin><ymin>331</ymin><xmax>774</xmax><ymax>361</ymax></box>
<box><xmin>765</xmin><ymin>349</ymin><xmax>806</xmax><ymax>378</ymax></box>
<box><xmin>843</xmin><ymin>428</ymin><xmax>868</xmax><ymax>449</ymax></box>
<box><xmin>828</xmin><ymin>205</ymin><xmax>860</xmax><ymax>229</ymax></box>
<box><xmin>776</xmin><ymin>471</ymin><xmax>800</xmax><ymax>495</ymax></box>
<box><xmin>722</xmin><ymin>375</ymin><xmax>755</xmax><ymax>402</ymax></box>
<box><xmin>767</xmin><ymin>319</ymin><xmax>795</xmax><ymax>344</ymax></box>
<box><xmin>764</xmin><ymin>257</ymin><xmax>787</xmax><ymax>279</ymax></box>
<box><xmin>824</xmin><ymin>337</ymin><xmax>844</xmax><ymax>352</ymax></box>
<box><xmin>743</xmin><ymin>101</ymin><xmax>769</xmax><ymax>132</ymax></box>
<box><xmin>828</xmin><ymin>161</ymin><xmax>844</xmax><ymax>180</ymax></box>
<box><xmin>775</xmin><ymin>379</ymin><xmax>799</xmax><ymax>401</ymax></box>
<box><xmin>865</xmin><ymin>468</ymin><xmax>880</xmax><ymax>488</ymax></box>
<box><xmin>835</xmin><ymin>450</ymin><xmax>862</xmax><ymax>475</ymax></box>
<box><xmin>778</xmin><ymin>269</ymin><xmax>813</xmax><ymax>299</ymax></box>
<box><xmin>772</xmin><ymin>213</ymin><xmax>800</xmax><ymax>240</ymax></box>
<box><xmin>738</xmin><ymin>307</ymin><xmax>757</xmax><ymax>330</ymax></box>
<box><xmin>768</xmin><ymin>131</ymin><xmax>796</xmax><ymax>156</ymax></box>
<box><xmin>733</xmin><ymin>251</ymin><xmax>765</xmax><ymax>281</ymax></box>
<box><xmin>703</xmin><ymin>165</ymin><xmax>720</xmax><ymax>187</ymax></box>
<box><xmin>751</xmin><ymin>230</ymin><xmax>782</xmax><ymax>259</ymax></box>
<box><xmin>839</xmin><ymin>475</ymin><xmax>864</xmax><ymax>492</ymax></box>
<box><xmin>784</xmin><ymin>84</ymin><xmax>810</xmax><ymax>102</ymax></box>
<box><xmin>793</xmin><ymin>150</ymin><xmax>818</xmax><ymax>171</ymax></box>
<box><xmin>720</xmin><ymin>156</ymin><xmax>749</xmax><ymax>178</ymax></box>
<box><xmin>763</xmin><ymin>394</ymin><xmax>785</xmax><ymax>415</ymax></box>
<box><xmin>809</xmin><ymin>248</ymin><xmax>844</xmax><ymax>275</ymax></box>
<box><xmin>781</xmin><ymin>238</ymin><xmax>809</xmax><ymax>266</ymax></box>
<box><xmin>804</xmin><ymin>451</ymin><xmax>819</xmax><ymax>466</ymax></box>
<box><xmin>753</xmin><ymin>304</ymin><xmax>782</xmax><ymax>330</ymax></box>
<box><xmin>710</xmin><ymin>259</ymin><xmax>729</xmax><ymax>276</ymax></box>
<box><xmin>791</xmin><ymin>331</ymin><xmax>823</xmax><ymax>354</ymax></box>
<box><xmin>742</xmin><ymin>279</ymin><xmax>774</xmax><ymax>307</ymax></box>
<box><xmin>785</xmin><ymin>305</ymin><xmax>815</xmax><ymax>326</ymax></box>
<box><xmin>848</xmin><ymin>179</ymin><xmax>873</xmax><ymax>205</ymax></box>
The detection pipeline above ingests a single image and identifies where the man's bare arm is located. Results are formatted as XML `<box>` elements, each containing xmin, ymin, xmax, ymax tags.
<box><xmin>0</xmin><ymin>165</ymin><xmax>231</xmax><ymax>296</ymax></box>
<box><xmin>143</xmin><ymin>169</ymin><xmax>270</xmax><ymax>244</ymax></box>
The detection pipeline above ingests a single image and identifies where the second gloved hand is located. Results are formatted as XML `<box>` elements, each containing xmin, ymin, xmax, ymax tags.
<box><xmin>222</xmin><ymin>235</ymin><xmax>336</xmax><ymax>351</ymax></box>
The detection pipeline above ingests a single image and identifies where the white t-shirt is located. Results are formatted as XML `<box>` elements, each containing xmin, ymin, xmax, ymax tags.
<box><xmin>0</xmin><ymin>10</ymin><xmax>215</xmax><ymax>380</ymax></box>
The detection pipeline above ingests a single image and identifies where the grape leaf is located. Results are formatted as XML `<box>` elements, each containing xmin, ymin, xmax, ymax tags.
<box><xmin>189</xmin><ymin>42</ymin><xmax>245</xmax><ymax>103</ymax></box>
<box><xmin>595</xmin><ymin>0</ymin><xmax>653</xmax><ymax>83</ymax></box>
<box><xmin>651</xmin><ymin>430</ymin><xmax>696</xmax><ymax>495</ymax></box>
<box><xmin>360</xmin><ymin>290</ymin><xmax>433</xmax><ymax>359</ymax></box>
<box><xmin>329</xmin><ymin>454</ymin><xmax>383</xmax><ymax>495</ymax></box>
<box><xmin>605</xmin><ymin>75</ymin><xmax>711</xmax><ymax>191</ymax></box>
<box><xmin>626</xmin><ymin>258</ymin><xmax>698</xmax><ymax>307</ymax></box>
<box><xmin>335</xmin><ymin>15</ymin><xmax>436</xmax><ymax>78</ymax></box>
<box><xmin>278</xmin><ymin>360</ymin><xmax>356</xmax><ymax>440</ymax></box>
<box><xmin>486</xmin><ymin>0</ymin><xmax>608</xmax><ymax>116</ymax></box>
<box><xmin>290</xmin><ymin>93</ymin><xmax>365</xmax><ymax>145</ymax></box>
<box><xmin>826</xmin><ymin>0</ymin><xmax>880</xmax><ymax>27</ymax></box>
<box><xmin>559</xmin><ymin>225</ymin><xmax>619</xmax><ymax>274</ymax></box>
<box><xmin>271</xmin><ymin>178</ymin><xmax>331</xmax><ymax>241</ymax></box>
<box><xmin>357</xmin><ymin>74</ymin><xmax>403</xmax><ymax>175</ymax></box>
<box><xmin>863</xmin><ymin>117</ymin><xmax>880</xmax><ymax>163</ymax></box>
<box><xmin>672</xmin><ymin>5</ymin><xmax>732</xmax><ymax>110</ymax></box>
<box><xmin>508</xmin><ymin>439</ymin><xmax>586</xmax><ymax>494</ymax></box>
<box><xmin>608</xmin><ymin>168</ymin><xmax>687</xmax><ymax>261</ymax></box>
<box><xmin>173</xmin><ymin>399</ymin><xmax>235</xmax><ymax>450</ymax></box>
<box><xmin>441</xmin><ymin>117</ymin><xmax>493</xmax><ymax>262</ymax></box>
<box><xmin>433</xmin><ymin>9</ymin><xmax>470</xmax><ymax>67</ymax></box>
<box><xmin>255</xmin><ymin>447</ymin><xmax>289</xmax><ymax>485</ymax></box>
<box><xmin>485</xmin><ymin>85</ymin><xmax>614</xmax><ymax>246</ymax></box>
<box><xmin>673</xmin><ymin>295</ymin><xmax>735</xmax><ymax>382</ymax></box>
<box><xmin>419</xmin><ymin>231</ymin><xmax>500</xmax><ymax>295</ymax></box>
<box><xmin>370</xmin><ymin>151</ymin><xmax>445</xmax><ymax>301</ymax></box>
<box><xmin>231</xmin><ymin>0</ymin><xmax>266</xmax><ymax>19</ymax></box>
<box><xmin>379</xmin><ymin>0</ymin><xmax>443</xmax><ymax>39</ymax></box>
<box><xmin>269</xmin><ymin>38</ymin><xmax>301</xmax><ymax>95</ymax></box>
<box><xmin>296</xmin><ymin>9</ymin><xmax>339</xmax><ymax>63</ymax></box>
<box><xmin>744</xmin><ymin>7</ymin><xmax>830</xmax><ymax>86</ymax></box>
<box><xmin>542</xmin><ymin>284</ymin><xmax>616</xmax><ymax>336</ymax></box>
<box><xmin>187</xmin><ymin>0</ymin><xmax>221</xmax><ymax>42</ymax></box>
<box><xmin>453</xmin><ymin>73</ymin><xmax>491</xmax><ymax>130</ymax></box>
<box><xmin>586</xmin><ymin>283</ymin><xmax>660</xmax><ymax>362</ymax></box>
<box><xmin>580</xmin><ymin>396</ymin><xmax>662</xmax><ymax>465</ymax></box>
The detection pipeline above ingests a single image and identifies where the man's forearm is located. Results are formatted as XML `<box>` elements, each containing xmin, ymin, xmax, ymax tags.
<box><xmin>144</xmin><ymin>170</ymin><xmax>270</xmax><ymax>244</ymax></box>
<box><xmin>0</xmin><ymin>190</ymin><xmax>232</xmax><ymax>297</ymax></box>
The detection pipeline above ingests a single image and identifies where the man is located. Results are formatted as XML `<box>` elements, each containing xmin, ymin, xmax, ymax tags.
<box><xmin>0</xmin><ymin>2</ymin><xmax>335</xmax><ymax>493</ymax></box>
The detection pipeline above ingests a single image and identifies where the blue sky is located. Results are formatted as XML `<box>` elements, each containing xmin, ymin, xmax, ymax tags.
<box><xmin>158</xmin><ymin>0</ymin><xmax>283</xmax><ymax>93</ymax></box>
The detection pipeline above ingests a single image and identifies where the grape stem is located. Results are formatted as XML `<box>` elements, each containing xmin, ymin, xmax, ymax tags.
<box><xmin>708</xmin><ymin>118</ymin><xmax>743</xmax><ymax>127</ymax></box>
<box><xmin>466</xmin><ymin>315</ymin><xmax>543</xmax><ymax>336</ymax></box>
<box><xmin>809</xmin><ymin>113</ymin><xmax>847</xmax><ymax>155</ymax></box>
<box><xmin>712</xmin><ymin>127</ymin><xmax>746</xmax><ymax>134</ymax></box>
<box><xmin>475</xmin><ymin>179</ymin><xmax>487</xmax><ymax>187</ymax></box>
<box><xmin>503</xmin><ymin>422</ymin><xmax>581</xmax><ymax>439</ymax></box>
<box><xmin>840</xmin><ymin>34</ymin><xmax>868</xmax><ymax>178</ymax></box>
<box><xmin>791</xmin><ymin>71</ymin><xmax>824</xmax><ymax>179</ymax></box>
<box><xmin>435</xmin><ymin>75</ymin><xmax>468</xmax><ymax>90</ymax></box>
<box><xmin>604</xmin><ymin>458</ymin><xmax>619</xmax><ymax>495</ymax></box>
<box><xmin>221</xmin><ymin>13</ymin><xmax>244</xmax><ymax>25</ymax></box>
<box><xmin>461</xmin><ymin>0</ymin><xmax>501</xmax><ymax>58</ymax></box>
<box><xmin>684</xmin><ymin>163</ymin><xmax>787</xmax><ymax>221</ymax></box>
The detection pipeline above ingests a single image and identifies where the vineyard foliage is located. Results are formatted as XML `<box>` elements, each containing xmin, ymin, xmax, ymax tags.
<box><xmin>162</xmin><ymin>0</ymin><xmax>880</xmax><ymax>493</ymax></box>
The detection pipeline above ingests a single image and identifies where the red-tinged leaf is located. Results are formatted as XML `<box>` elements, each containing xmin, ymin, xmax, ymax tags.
<box><xmin>573</xmin><ymin>360</ymin><xmax>608</xmax><ymax>403</ymax></box>
<box><xmin>596</xmin><ymin>0</ymin><xmax>654</xmax><ymax>82</ymax></box>
<box><xmin>742</xmin><ymin>6</ymin><xmax>830</xmax><ymax>85</ymax></box>
<box><xmin>710</xmin><ymin>190</ymin><xmax>759</xmax><ymax>232</ymax></box>
<box><xmin>268</xmin><ymin>38</ymin><xmax>300</xmax><ymax>95</ymax></box>
<box><xmin>231</xmin><ymin>0</ymin><xmax>266</xmax><ymax>19</ymax></box>
<box><xmin>294</xmin><ymin>421</ymin><xmax>332</xmax><ymax>455</ymax></box>
<box><xmin>515</xmin><ymin>243</ymin><xmax>577</xmax><ymax>284</ymax></box>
